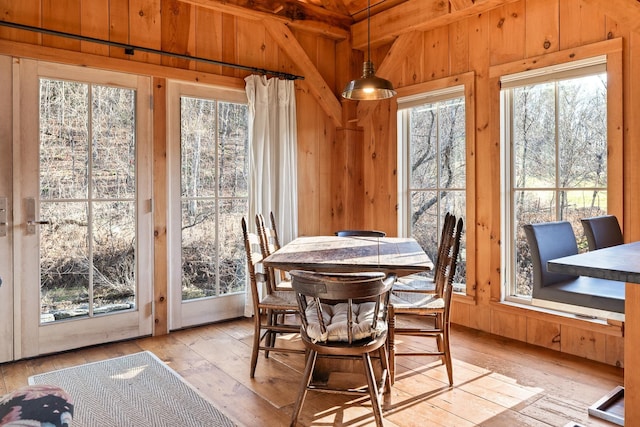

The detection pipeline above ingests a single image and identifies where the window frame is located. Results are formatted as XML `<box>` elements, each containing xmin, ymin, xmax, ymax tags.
<box><xmin>492</xmin><ymin>39</ymin><xmax>624</xmax><ymax>306</ymax></box>
<box><xmin>166</xmin><ymin>80</ymin><xmax>249</xmax><ymax>330</ymax></box>
<box><xmin>396</xmin><ymin>72</ymin><xmax>476</xmax><ymax>300</ymax></box>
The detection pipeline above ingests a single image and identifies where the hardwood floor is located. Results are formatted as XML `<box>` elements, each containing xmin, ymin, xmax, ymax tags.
<box><xmin>1</xmin><ymin>316</ymin><xmax>623</xmax><ymax>426</ymax></box>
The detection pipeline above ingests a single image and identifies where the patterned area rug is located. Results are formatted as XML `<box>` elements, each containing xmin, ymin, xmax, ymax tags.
<box><xmin>29</xmin><ymin>351</ymin><xmax>238</xmax><ymax>427</ymax></box>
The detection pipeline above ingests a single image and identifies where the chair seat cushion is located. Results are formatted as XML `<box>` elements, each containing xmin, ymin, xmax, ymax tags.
<box><xmin>390</xmin><ymin>292</ymin><xmax>444</xmax><ymax>311</ymax></box>
<box><xmin>392</xmin><ymin>275</ymin><xmax>436</xmax><ymax>293</ymax></box>
<box><xmin>304</xmin><ymin>301</ymin><xmax>387</xmax><ymax>343</ymax></box>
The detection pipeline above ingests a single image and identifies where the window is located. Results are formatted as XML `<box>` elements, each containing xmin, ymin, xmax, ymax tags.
<box><xmin>501</xmin><ymin>57</ymin><xmax>608</xmax><ymax>300</ymax></box>
<box><xmin>179</xmin><ymin>96</ymin><xmax>249</xmax><ymax>300</ymax></box>
<box><xmin>168</xmin><ymin>81</ymin><xmax>249</xmax><ymax>329</ymax></box>
<box><xmin>398</xmin><ymin>86</ymin><xmax>467</xmax><ymax>291</ymax></box>
<box><xmin>39</xmin><ymin>78</ymin><xmax>140</xmax><ymax>321</ymax></box>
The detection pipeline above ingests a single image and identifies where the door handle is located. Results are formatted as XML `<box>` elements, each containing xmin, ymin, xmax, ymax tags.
<box><xmin>0</xmin><ymin>197</ymin><xmax>6</xmax><ymax>237</ymax></box>
<box><xmin>25</xmin><ymin>197</ymin><xmax>50</xmax><ymax>234</ymax></box>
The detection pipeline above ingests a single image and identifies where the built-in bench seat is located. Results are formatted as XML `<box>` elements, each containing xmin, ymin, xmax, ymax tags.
<box><xmin>533</xmin><ymin>275</ymin><xmax>624</xmax><ymax>314</ymax></box>
<box><xmin>524</xmin><ymin>221</ymin><xmax>624</xmax><ymax>319</ymax></box>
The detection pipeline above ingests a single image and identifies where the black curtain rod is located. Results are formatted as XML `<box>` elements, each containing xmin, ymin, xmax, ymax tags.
<box><xmin>0</xmin><ymin>20</ymin><xmax>304</xmax><ymax>81</ymax></box>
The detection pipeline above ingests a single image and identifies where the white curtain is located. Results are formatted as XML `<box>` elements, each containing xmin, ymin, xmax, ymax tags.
<box><xmin>244</xmin><ymin>75</ymin><xmax>298</xmax><ymax>315</ymax></box>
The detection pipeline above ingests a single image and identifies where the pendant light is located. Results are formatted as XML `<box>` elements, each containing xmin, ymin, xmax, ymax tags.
<box><xmin>342</xmin><ymin>0</ymin><xmax>396</xmax><ymax>100</ymax></box>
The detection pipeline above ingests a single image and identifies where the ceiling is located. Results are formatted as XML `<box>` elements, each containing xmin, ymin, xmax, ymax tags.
<box><xmin>214</xmin><ymin>0</ymin><xmax>409</xmax><ymax>32</ymax></box>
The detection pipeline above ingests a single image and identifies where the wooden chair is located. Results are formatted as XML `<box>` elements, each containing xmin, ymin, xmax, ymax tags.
<box><xmin>241</xmin><ymin>217</ymin><xmax>303</xmax><ymax>378</ymax></box>
<box><xmin>288</xmin><ymin>270</ymin><xmax>396</xmax><ymax>427</ymax></box>
<box><xmin>580</xmin><ymin>214</ymin><xmax>623</xmax><ymax>251</ymax></box>
<box><xmin>269</xmin><ymin>211</ymin><xmax>282</xmax><ymax>250</ymax></box>
<box><xmin>255</xmin><ymin>213</ymin><xmax>291</xmax><ymax>290</ymax></box>
<box><xmin>388</xmin><ymin>215</ymin><xmax>463</xmax><ymax>385</ymax></box>
<box><xmin>335</xmin><ymin>229</ymin><xmax>386</xmax><ymax>238</ymax></box>
<box><xmin>392</xmin><ymin>212</ymin><xmax>456</xmax><ymax>293</ymax></box>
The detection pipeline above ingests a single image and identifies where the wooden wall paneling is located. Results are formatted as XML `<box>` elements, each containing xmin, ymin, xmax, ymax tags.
<box><xmin>318</xmin><ymin>113</ymin><xmax>337</xmax><ymax>235</ymax></box>
<box><xmin>559</xmin><ymin>0</ymin><xmax>606</xmax><ymax>50</ymax></box>
<box><xmin>582</xmin><ymin>0</ymin><xmax>640</xmax><ymax>35</ymax></box>
<box><xmin>448</xmin><ymin>19</ymin><xmax>470</xmax><ymax>76</ymax></box>
<box><xmin>129</xmin><ymin>0</ymin><xmax>161</xmax><ymax>64</ymax></box>
<box><xmin>301</xmin><ymin>33</ymin><xmax>337</xmax><ymax>235</ymax></box>
<box><xmin>194</xmin><ymin>8</ymin><xmax>223</xmax><ymax>75</ymax></box>
<box><xmin>160</xmin><ymin>0</ymin><xmax>195</xmax><ymax>69</ymax></box>
<box><xmin>235</xmin><ymin>16</ymin><xmax>265</xmax><ymax>73</ymax></box>
<box><xmin>316</xmin><ymin>36</ymin><xmax>336</xmax><ymax>94</ymax></box>
<box><xmin>262</xmin><ymin>28</ymin><xmax>281</xmax><ymax>74</ymax></box>
<box><xmin>294</xmin><ymin>29</ymin><xmax>322</xmax><ymax>235</ymax></box>
<box><xmin>362</xmin><ymin>101</ymin><xmax>397</xmax><ymax>234</ymax></box>
<box><xmin>488</xmin><ymin>1</ymin><xmax>526</xmax><ymax>65</ymax></box>
<box><xmin>401</xmin><ymin>33</ymin><xmax>424</xmax><ymax>87</ymax></box>
<box><xmin>220</xmin><ymin>14</ymin><xmax>238</xmax><ymax>78</ymax></box>
<box><xmin>604</xmin><ymin>334</ymin><xmax>624</xmax><ymax>368</ymax></box>
<box><xmin>558</xmin><ymin>0</ymin><xmax>584</xmax><ymax>49</ymax></box>
<box><xmin>42</xmin><ymin>0</ymin><xmax>81</xmax><ymax>51</ymax></box>
<box><xmin>80</xmin><ymin>0</ymin><xmax>109</xmax><ymax>56</ymax></box>
<box><xmin>491</xmin><ymin>310</ymin><xmax>527</xmax><ymax>341</ymax></box>
<box><xmin>627</xmin><ymin>35</ymin><xmax>640</xmax><ymax>239</ymax></box>
<box><xmin>0</xmin><ymin>0</ymin><xmax>41</xmax><ymax>44</ymax></box>
<box><xmin>623</xmin><ymin>32</ymin><xmax>640</xmax><ymax>240</ymax></box>
<box><xmin>296</xmin><ymin>85</ymin><xmax>321</xmax><ymax>236</ymax></box>
<box><xmin>450</xmin><ymin>299</ymin><xmax>471</xmax><ymax>327</ymax></box>
<box><xmin>332</xmin><ymin>126</ymin><xmax>364</xmax><ymax>232</ymax></box>
<box><xmin>576</xmin><ymin>0</ymin><xmax>607</xmax><ymax>47</ymax></box>
<box><xmin>152</xmin><ymin>76</ymin><xmax>168</xmax><ymax>336</ymax></box>
<box><xmin>606</xmin><ymin>40</ymin><xmax>624</xmax><ymax>227</ymax></box>
<box><xmin>467</xmin><ymin>11</ymin><xmax>492</xmax><ymax>332</ymax></box>
<box><xmin>524</xmin><ymin>0</ymin><xmax>559</xmax><ymax>57</ymax></box>
<box><xmin>560</xmin><ymin>325</ymin><xmax>606</xmax><ymax>362</ymax></box>
<box><xmin>422</xmin><ymin>26</ymin><xmax>450</xmax><ymax>81</ymax></box>
<box><xmin>109</xmin><ymin>0</ymin><xmax>131</xmax><ymax>60</ymax></box>
<box><xmin>526</xmin><ymin>317</ymin><xmax>561</xmax><ymax>351</ymax></box>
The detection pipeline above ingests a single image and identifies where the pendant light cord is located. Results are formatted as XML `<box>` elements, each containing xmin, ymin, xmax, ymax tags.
<box><xmin>367</xmin><ymin>0</ymin><xmax>371</xmax><ymax>63</ymax></box>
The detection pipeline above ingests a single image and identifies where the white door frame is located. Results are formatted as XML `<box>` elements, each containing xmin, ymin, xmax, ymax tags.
<box><xmin>0</xmin><ymin>55</ymin><xmax>14</xmax><ymax>363</ymax></box>
<box><xmin>13</xmin><ymin>59</ymin><xmax>154</xmax><ymax>359</ymax></box>
<box><xmin>167</xmin><ymin>80</ymin><xmax>247</xmax><ymax>330</ymax></box>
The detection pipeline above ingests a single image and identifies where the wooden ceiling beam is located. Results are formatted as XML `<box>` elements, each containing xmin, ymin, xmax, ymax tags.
<box><xmin>351</xmin><ymin>0</ymin><xmax>519</xmax><ymax>50</ymax></box>
<box><xmin>262</xmin><ymin>20</ymin><xmax>343</xmax><ymax>127</ymax></box>
<box><xmin>449</xmin><ymin>0</ymin><xmax>475</xmax><ymax>12</ymax></box>
<box><xmin>180</xmin><ymin>0</ymin><xmax>350</xmax><ymax>40</ymax></box>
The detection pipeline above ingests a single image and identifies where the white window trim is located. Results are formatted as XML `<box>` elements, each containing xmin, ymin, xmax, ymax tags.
<box><xmin>500</xmin><ymin>57</ymin><xmax>608</xmax><ymax>304</ymax></box>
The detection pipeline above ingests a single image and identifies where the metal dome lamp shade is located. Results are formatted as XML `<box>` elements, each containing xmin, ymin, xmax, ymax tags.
<box><xmin>342</xmin><ymin>0</ymin><xmax>396</xmax><ymax>101</ymax></box>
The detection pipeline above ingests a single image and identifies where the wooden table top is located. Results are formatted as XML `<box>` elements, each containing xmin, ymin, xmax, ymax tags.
<box><xmin>263</xmin><ymin>235</ymin><xmax>433</xmax><ymax>277</ymax></box>
<box><xmin>547</xmin><ymin>241</ymin><xmax>640</xmax><ymax>284</ymax></box>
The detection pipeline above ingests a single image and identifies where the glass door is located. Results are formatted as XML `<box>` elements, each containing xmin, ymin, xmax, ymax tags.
<box><xmin>14</xmin><ymin>59</ymin><xmax>153</xmax><ymax>358</ymax></box>
<box><xmin>167</xmin><ymin>81</ymin><xmax>247</xmax><ymax>329</ymax></box>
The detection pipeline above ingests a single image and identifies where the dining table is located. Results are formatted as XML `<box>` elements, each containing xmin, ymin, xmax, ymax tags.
<box><xmin>547</xmin><ymin>241</ymin><xmax>640</xmax><ymax>426</ymax></box>
<box><xmin>263</xmin><ymin>234</ymin><xmax>433</xmax><ymax>382</ymax></box>
<box><xmin>262</xmin><ymin>234</ymin><xmax>434</xmax><ymax>277</ymax></box>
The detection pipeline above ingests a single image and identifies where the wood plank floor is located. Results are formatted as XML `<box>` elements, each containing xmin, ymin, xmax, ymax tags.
<box><xmin>0</xmin><ymin>316</ymin><xmax>623</xmax><ymax>426</ymax></box>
